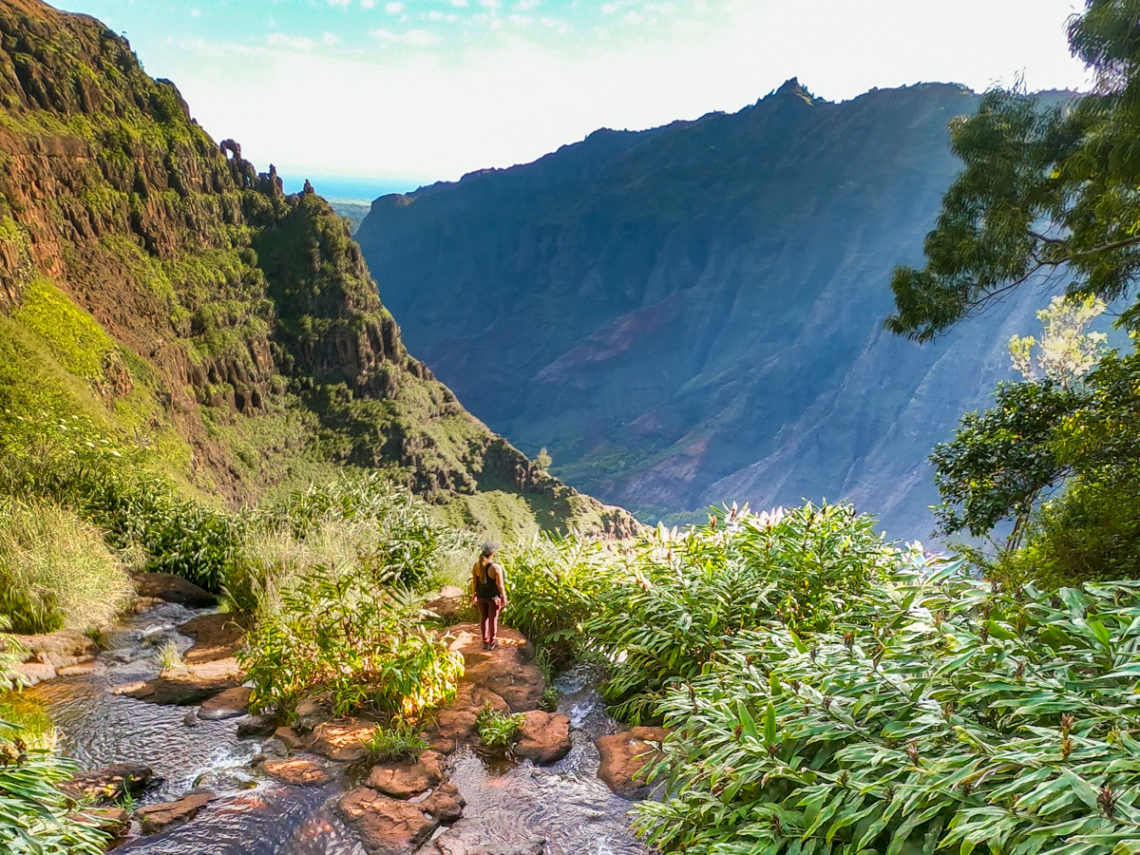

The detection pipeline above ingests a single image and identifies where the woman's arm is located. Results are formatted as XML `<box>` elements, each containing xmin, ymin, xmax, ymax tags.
<box><xmin>495</xmin><ymin>564</ymin><xmax>508</xmax><ymax>604</ymax></box>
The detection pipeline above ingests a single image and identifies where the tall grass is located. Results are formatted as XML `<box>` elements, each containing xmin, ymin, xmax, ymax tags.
<box><xmin>0</xmin><ymin>498</ymin><xmax>131</xmax><ymax>634</ymax></box>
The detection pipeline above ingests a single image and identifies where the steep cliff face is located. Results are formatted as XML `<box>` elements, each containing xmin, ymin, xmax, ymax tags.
<box><xmin>355</xmin><ymin>79</ymin><xmax>1061</xmax><ymax>538</ymax></box>
<box><xmin>0</xmin><ymin>0</ymin><xmax>635</xmax><ymax>538</ymax></box>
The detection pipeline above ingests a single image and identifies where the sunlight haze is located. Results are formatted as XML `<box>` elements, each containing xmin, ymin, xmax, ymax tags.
<box><xmin>56</xmin><ymin>0</ymin><xmax>1091</xmax><ymax>191</ymax></box>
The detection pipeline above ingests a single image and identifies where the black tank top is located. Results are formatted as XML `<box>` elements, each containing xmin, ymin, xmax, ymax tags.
<box><xmin>476</xmin><ymin>564</ymin><xmax>500</xmax><ymax>600</ymax></box>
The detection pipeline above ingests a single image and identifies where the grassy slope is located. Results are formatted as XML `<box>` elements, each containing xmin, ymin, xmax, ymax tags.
<box><xmin>0</xmin><ymin>0</ymin><xmax>636</xmax><ymax>545</ymax></box>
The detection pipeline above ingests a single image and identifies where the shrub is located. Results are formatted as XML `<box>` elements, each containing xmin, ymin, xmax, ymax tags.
<box><xmin>509</xmin><ymin>503</ymin><xmax>895</xmax><ymax>724</ymax></box>
<box><xmin>474</xmin><ymin>703</ymin><xmax>525</xmax><ymax>752</ymax></box>
<box><xmin>636</xmin><ymin>559</ymin><xmax>1140</xmax><ymax>855</ymax></box>
<box><xmin>0</xmin><ymin>691</ymin><xmax>55</xmax><ymax>750</ymax></box>
<box><xmin>364</xmin><ymin>717</ymin><xmax>427</xmax><ymax>762</ymax></box>
<box><xmin>0</xmin><ymin>498</ymin><xmax>131</xmax><ymax>634</ymax></box>
<box><xmin>239</xmin><ymin>562</ymin><xmax>463</xmax><ymax>718</ymax></box>
<box><xmin>0</xmin><ymin>720</ymin><xmax>110</xmax><ymax>855</ymax></box>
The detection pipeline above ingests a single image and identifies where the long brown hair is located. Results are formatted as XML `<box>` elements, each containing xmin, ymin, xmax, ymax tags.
<box><xmin>474</xmin><ymin>543</ymin><xmax>496</xmax><ymax>583</ymax></box>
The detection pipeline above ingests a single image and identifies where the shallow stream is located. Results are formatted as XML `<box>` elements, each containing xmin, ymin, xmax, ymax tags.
<box><xmin>31</xmin><ymin>606</ymin><xmax>649</xmax><ymax>855</ymax></box>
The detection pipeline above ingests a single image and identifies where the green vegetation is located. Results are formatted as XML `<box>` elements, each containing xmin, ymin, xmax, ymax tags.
<box><xmin>0</xmin><ymin>692</ymin><xmax>54</xmax><ymax>751</ymax></box>
<box><xmin>889</xmin><ymin>0</ymin><xmax>1140</xmax><ymax>591</ymax></box>
<box><xmin>637</xmin><ymin>563</ymin><xmax>1140</xmax><ymax>855</ymax></box>
<box><xmin>364</xmin><ymin>717</ymin><xmax>427</xmax><ymax>763</ymax></box>
<box><xmin>0</xmin><ymin>719</ymin><xmax>110</xmax><ymax>855</ymax></box>
<box><xmin>474</xmin><ymin>703</ymin><xmax>525</xmax><ymax>752</ymax></box>
<box><xmin>509</xmin><ymin>503</ymin><xmax>893</xmax><ymax>723</ymax></box>
<box><xmin>0</xmin><ymin>498</ymin><xmax>130</xmax><ymax>634</ymax></box>
<box><xmin>239</xmin><ymin>559</ymin><xmax>464</xmax><ymax>719</ymax></box>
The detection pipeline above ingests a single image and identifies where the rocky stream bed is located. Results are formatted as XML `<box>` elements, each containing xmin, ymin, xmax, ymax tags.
<box><xmin>15</xmin><ymin>579</ymin><xmax>661</xmax><ymax>855</ymax></box>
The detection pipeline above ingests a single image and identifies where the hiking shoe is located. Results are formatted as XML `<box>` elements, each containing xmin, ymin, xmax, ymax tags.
<box><xmin>482</xmin><ymin>641</ymin><xmax>490</xmax><ymax>650</ymax></box>
<box><xmin>489</xmin><ymin>640</ymin><xmax>499</xmax><ymax>650</ymax></box>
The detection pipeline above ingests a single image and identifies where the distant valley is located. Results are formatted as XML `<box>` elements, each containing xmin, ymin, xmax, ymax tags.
<box><xmin>355</xmin><ymin>80</ymin><xmax>1066</xmax><ymax>540</ymax></box>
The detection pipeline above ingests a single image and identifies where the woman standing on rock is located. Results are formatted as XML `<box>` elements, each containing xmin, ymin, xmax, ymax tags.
<box><xmin>472</xmin><ymin>542</ymin><xmax>508</xmax><ymax>650</ymax></box>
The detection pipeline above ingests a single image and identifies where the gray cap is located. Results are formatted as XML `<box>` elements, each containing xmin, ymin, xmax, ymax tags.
<box><xmin>481</xmin><ymin>541</ymin><xmax>497</xmax><ymax>557</ymax></box>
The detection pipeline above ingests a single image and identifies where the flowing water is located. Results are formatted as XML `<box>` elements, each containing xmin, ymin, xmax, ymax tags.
<box><xmin>32</xmin><ymin>607</ymin><xmax>650</xmax><ymax>855</ymax></box>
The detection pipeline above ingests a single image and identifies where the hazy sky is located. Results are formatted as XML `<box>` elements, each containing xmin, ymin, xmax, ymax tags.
<box><xmin>57</xmin><ymin>0</ymin><xmax>1091</xmax><ymax>190</ymax></box>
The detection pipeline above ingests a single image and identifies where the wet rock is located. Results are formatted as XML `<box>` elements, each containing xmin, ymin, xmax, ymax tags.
<box><xmin>427</xmin><ymin>834</ymin><xmax>545</xmax><ymax>855</ymax></box>
<box><xmin>199</xmin><ymin>686</ymin><xmax>252</xmax><ymax>720</ymax></box>
<box><xmin>62</xmin><ymin>763</ymin><xmax>155</xmax><ymax>805</ymax></box>
<box><xmin>193</xmin><ymin>767</ymin><xmax>258</xmax><ymax>791</ymax></box>
<box><xmin>595</xmin><ymin>726</ymin><xmax>668</xmax><ymax>799</ymax></box>
<box><xmin>183</xmin><ymin>710</ymin><xmax>199</xmax><ymax>727</ymax></box>
<box><xmin>178</xmin><ymin>613</ymin><xmax>245</xmax><ymax>664</ymax></box>
<box><xmin>13</xmin><ymin>661</ymin><xmax>56</xmax><ymax>686</ymax></box>
<box><xmin>294</xmin><ymin>696</ymin><xmax>331</xmax><ymax>731</ymax></box>
<box><xmin>307</xmin><ymin>719</ymin><xmax>374</xmax><ymax>763</ymax></box>
<box><xmin>12</xmin><ymin>629</ymin><xmax>98</xmax><ymax>668</ymax></box>
<box><xmin>421</xmin><ymin>781</ymin><xmax>465</xmax><ymax>823</ymax></box>
<box><xmin>116</xmin><ymin>654</ymin><xmax>244</xmax><ymax>706</ymax></box>
<box><xmin>366</xmin><ymin>750</ymin><xmax>444</xmax><ymax>798</ymax></box>
<box><xmin>338</xmin><ymin>786</ymin><xmax>440</xmax><ymax>855</ymax></box>
<box><xmin>135</xmin><ymin>791</ymin><xmax>215</xmax><ymax>834</ymax></box>
<box><xmin>514</xmin><ymin>710</ymin><xmax>571</xmax><ymax>765</ymax></box>
<box><xmin>273</xmin><ymin>726</ymin><xmax>305</xmax><ymax>751</ymax></box>
<box><xmin>236</xmin><ymin>714</ymin><xmax>277</xmax><ymax>737</ymax></box>
<box><xmin>263</xmin><ymin>758</ymin><xmax>334</xmax><ymax>787</ymax></box>
<box><xmin>56</xmin><ymin>661</ymin><xmax>98</xmax><ymax>677</ymax></box>
<box><xmin>447</xmin><ymin>624</ymin><xmax>545</xmax><ymax>713</ymax></box>
<box><xmin>131</xmin><ymin>572</ymin><xmax>217</xmax><ymax>607</ymax></box>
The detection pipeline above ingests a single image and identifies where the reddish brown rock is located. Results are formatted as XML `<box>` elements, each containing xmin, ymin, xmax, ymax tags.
<box><xmin>263</xmin><ymin>758</ymin><xmax>334</xmax><ymax>787</ymax></box>
<box><xmin>199</xmin><ymin>686</ymin><xmax>252</xmax><ymax>720</ymax></box>
<box><xmin>135</xmin><ymin>791</ymin><xmax>215</xmax><ymax>834</ymax></box>
<box><xmin>338</xmin><ymin>787</ymin><xmax>440</xmax><ymax>855</ymax></box>
<box><xmin>62</xmin><ymin>763</ymin><xmax>155</xmax><ymax>804</ymax></box>
<box><xmin>132</xmin><ymin>572</ymin><xmax>217</xmax><ymax>608</ymax></box>
<box><xmin>422</xmin><ymin>782</ymin><xmax>465</xmax><ymax>823</ymax></box>
<box><xmin>56</xmin><ymin>662</ymin><xmax>98</xmax><ymax>677</ymax></box>
<box><xmin>13</xmin><ymin>661</ymin><xmax>56</xmax><ymax>686</ymax></box>
<box><xmin>595</xmin><ymin>726</ymin><xmax>668</xmax><ymax>799</ymax></box>
<box><xmin>273</xmin><ymin>725</ymin><xmax>305</xmax><ymax>751</ymax></box>
<box><xmin>178</xmin><ymin>613</ymin><xmax>246</xmax><ymax>664</ymax></box>
<box><xmin>12</xmin><ymin>629</ymin><xmax>98</xmax><ymax>668</ymax></box>
<box><xmin>514</xmin><ymin>710</ymin><xmax>571</xmax><ymax>765</ymax></box>
<box><xmin>366</xmin><ymin>751</ymin><xmax>444</xmax><ymax>798</ymax></box>
<box><xmin>447</xmin><ymin>624</ymin><xmax>545</xmax><ymax>713</ymax></box>
<box><xmin>307</xmin><ymin>719</ymin><xmax>374</xmax><ymax>762</ymax></box>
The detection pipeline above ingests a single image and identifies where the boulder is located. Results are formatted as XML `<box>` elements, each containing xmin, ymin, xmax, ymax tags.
<box><xmin>595</xmin><ymin>726</ymin><xmax>668</xmax><ymax>799</ymax></box>
<box><xmin>131</xmin><ymin>572</ymin><xmax>217</xmax><ymax>607</ymax></box>
<box><xmin>422</xmin><ymin>781</ymin><xmax>465</xmax><ymax>823</ymax></box>
<box><xmin>236</xmin><ymin>714</ymin><xmax>277</xmax><ymax>738</ymax></box>
<box><xmin>263</xmin><ymin>758</ymin><xmax>334</xmax><ymax>787</ymax></box>
<box><xmin>366</xmin><ymin>751</ymin><xmax>444</xmax><ymax>798</ymax></box>
<box><xmin>294</xmin><ymin>696</ymin><xmax>331</xmax><ymax>732</ymax></box>
<box><xmin>338</xmin><ymin>787</ymin><xmax>440</xmax><ymax>855</ymax></box>
<box><xmin>307</xmin><ymin>719</ymin><xmax>374</xmax><ymax>763</ymax></box>
<box><xmin>13</xmin><ymin>661</ymin><xmax>56</xmax><ymax>686</ymax></box>
<box><xmin>62</xmin><ymin>763</ymin><xmax>156</xmax><ymax>805</ymax></box>
<box><xmin>427</xmin><ymin>834</ymin><xmax>545</xmax><ymax>855</ymax></box>
<box><xmin>177</xmin><ymin>613</ymin><xmax>245</xmax><ymax>664</ymax></box>
<box><xmin>514</xmin><ymin>711</ymin><xmax>571</xmax><ymax>765</ymax></box>
<box><xmin>115</xmin><ymin>655</ymin><xmax>243</xmax><ymax>706</ymax></box>
<box><xmin>199</xmin><ymin>686</ymin><xmax>252</xmax><ymax>720</ymax></box>
<box><xmin>12</xmin><ymin>629</ymin><xmax>97</xmax><ymax>668</ymax></box>
<box><xmin>56</xmin><ymin>662</ymin><xmax>97</xmax><ymax>677</ymax></box>
<box><xmin>135</xmin><ymin>791</ymin><xmax>215</xmax><ymax>834</ymax></box>
<box><xmin>273</xmin><ymin>726</ymin><xmax>305</xmax><ymax>751</ymax></box>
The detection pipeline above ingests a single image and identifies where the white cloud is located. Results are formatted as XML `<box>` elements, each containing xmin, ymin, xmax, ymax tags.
<box><xmin>323</xmin><ymin>32</ymin><xmax>339</xmax><ymax>46</ymax></box>
<box><xmin>450</xmin><ymin>0</ymin><xmax>468</xmax><ymax>6</ymax></box>
<box><xmin>514</xmin><ymin>0</ymin><xmax>540</xmax><ymax>9</ymax></box>
<box><xmin>370</xmin><ymin>28</ymin><xmax>441</xmax><ymax>46</ymax></box>
<box><xmin>361</xmin><ymin>0</ymin><xmax>376</xmax><ymax>7</ymax></box>
<box><xmin>189</xmin><ymin>8</ymin><xmax>201</xmax><ymax>19</ymax></box>
<box><xmin>266</xmin><ymin>32</ymin><xmax>316</xmax><ymax>51</ymax></box>
<box><xmin>385</xmin><ymin>1</ymin><xmax>403</xmax><ymax>12</ymax></box>
<box><xmin>479</xmin><ymin>0</ymin><xmax>500</xmax><ymax>9</ymax></box>
<box><xmin>325</xmin><ymin>0</ymin><xmax>352</xmax><ymax>7</ymax></box>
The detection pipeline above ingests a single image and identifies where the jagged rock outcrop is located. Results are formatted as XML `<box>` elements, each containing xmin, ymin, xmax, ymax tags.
<box><xmin>356</xmin><ymin>80</ymin><xmax>1074</xmax><ymax>538</ymax></box>
<box><xmin>0</xmin><ymin>0</ymin><xmax>635</xmax><ymax>538</ymax></box>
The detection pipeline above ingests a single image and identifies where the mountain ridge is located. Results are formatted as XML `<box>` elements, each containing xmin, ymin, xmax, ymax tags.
<box><xmin>0</xmin><ymin>0</ymin><xmax>636</xmax><ymax>539</ymax></box>
<box><xmin>355</xmin><ymin>78</ymin><xmax>1063</xmax><ymax>537</ymax></box>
